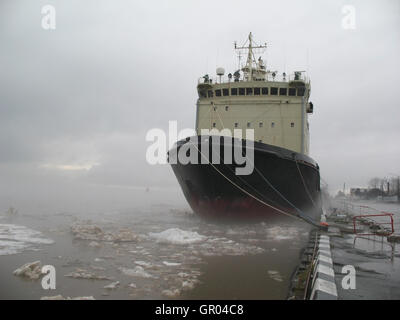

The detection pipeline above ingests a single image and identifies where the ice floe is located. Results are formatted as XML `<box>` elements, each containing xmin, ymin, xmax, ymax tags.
<box><xmin>148</xmin><ymin>228</ymin><xmax>264</xmax><ymax>256</ymax></box>
<box><xmin>104</xmin><ymin>281</ymin><xmax>120</xmax><ymax>290</ymax></box>
<box><xmin>266</xmin><ymin>226</ymin><xmax>300</xmax><ymax>241</ymax></box>
<box><xmin>149</xmin><ymin>228</ymin><xmax>207</xmax><ymax>245</ymax></box>
<box><xmin>134</xmin><ymin>260</ymin><xmax>153</xmax><ymax>268</ymax></box>
<box><xmin>163</xmin><ymin>261</ymin><xmax>181</xmax><ymax>266</ymax></box>
<box><xmin>89</xmin><ymin>241</ymin><xmax>101</xmax><ymax>248</ymax></box>
<box><xmin>267</xmin><ymin>270</ymin><xmax>283</xmax><ymax>282</ymax></box>
<box><xmin>198</xmin><ymin>238</ymin><xmax>264</xmax><ymax>256</ymax></box>
<box><xmin>162</xmin><ymin>289</ymin><xmax>181</xmax><ymax>298</ymax></box>
<box><xmin>65</xmin><ymin>268</ymin><xmax>112</xmax><ymax>280</ymax></box>
<box><xmin>181</xmin><ymin>280</ymin><xmax>197</xmax><ymax>291</ymax></box>
<box><xmin>0</xmin><ymin>224</ymin><xmax>54</xmax><ymax>256</ymax></box>
<box><xmin>71</xmin><ymin>222</ymin><xmax>139</xmax><ymax>242</ymax></box>
<box><xmin>13</xmin><ymin>261</ymin><xmax>42</xmax><ymax>280</ymax></box>
<box><xmin>119</xmin><ymin>266</ymin><xmax>156</xmax><ymax>279</ymax></box>
<box><xmin>40</xmin><ymin>295</ymin><xmax>95</xmax><ymax>300</ymax></box>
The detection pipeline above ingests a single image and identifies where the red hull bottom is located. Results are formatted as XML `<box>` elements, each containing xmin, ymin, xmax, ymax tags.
<box><xmin>188</xmin><ymin>195</ymin><xmax>297</xmax><ymax>223</ymax></box>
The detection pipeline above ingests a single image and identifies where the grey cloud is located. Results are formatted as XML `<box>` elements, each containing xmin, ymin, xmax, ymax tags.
<box><xmin>0</xmin><ymin>0</ymin><xmax>399</xmax><ymax>207</ymax></box>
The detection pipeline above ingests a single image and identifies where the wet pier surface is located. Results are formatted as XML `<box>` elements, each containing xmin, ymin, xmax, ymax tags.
<box><xmin>328</xmin><ymin>200</ymin><xmax>400</xmax><ymax>299</ymax></box>
<box><xmin>331</xmin><ymin>234</ymin><xmax>400</xmax><ymax>299</ymax></box>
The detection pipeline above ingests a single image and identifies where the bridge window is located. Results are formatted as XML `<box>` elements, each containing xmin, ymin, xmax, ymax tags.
<box><xmin>231</xmin><ymin>88</ymin><xmax>238</xmax><ymax>95</ymax></box>
<box><xmin>254</xmin><ymin>88</ymin><xmax>261</xmax><ymax>95</ymax></box>
<box><xmin>262</xmin><ymin>87</ymin><xmax>268</xmax><ymax>95</ymax></box>
<box><xmin>246</xmin><ymin>88</ymin><xmax>253</xmax><ymax>95</ymax></box>
<box><xmin>223</xmin><ymin>88</ymin><xmax>229</xmax><ymax>96</ymax></box>
<box><xmin>239</xmin><ymin>88</ymin><xmax>245</xmax><ymax>95</ymax></box>
<box><xmin>271</xmin><ymin>87</ymin><xmax>278</xmax><ymax>95</ymax></box>
<box><xmin>279</xmin><ymin>88</ymin><xmax>287</xmax><ymax>96</ymax></box>
<box><xmin>215</xmin><ymin>89</ymin><xmax>221</xmax><ymax>97</ymax></box>
<box><xmin>297</xmin><ymin>87</ymin><xmax>305</xmax><ymax>96</ymax></box>
<box><xmin>289</xmin><ymin>88</ymin><xmax>296</xmax><ymax>96</ymax></box>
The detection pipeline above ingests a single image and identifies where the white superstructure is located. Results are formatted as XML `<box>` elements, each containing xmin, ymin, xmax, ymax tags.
<box><xmin>196</xmin><ymin>32</ymin><xmax>313</xmax><ymax>155</ymax></box>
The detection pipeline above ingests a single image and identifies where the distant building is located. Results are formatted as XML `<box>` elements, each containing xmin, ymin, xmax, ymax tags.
<box><xmin>350</xmin><ymin>188</ymin><xmax>368</xmax><ymax>198</ymax></box>
<box><xmin>350</xmin><ymin>187</ymin><xmax>384</xmax><ymax>200</ymax></box>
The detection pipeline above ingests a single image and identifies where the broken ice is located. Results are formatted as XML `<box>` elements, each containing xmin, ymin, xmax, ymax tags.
<box><xmin>0</xmin><ymin>224</ymin><xmax>54</xmax><ymax>256</ymax></box>
<box><xmin>149</xmin><ymin>228</ymin><xmax>207</xmax><ymax>245</ymax></box>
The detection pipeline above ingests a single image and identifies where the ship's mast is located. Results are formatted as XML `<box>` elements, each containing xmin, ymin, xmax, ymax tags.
<box><xmin>246</xmin><ymin>32</ymin><xmax>253</xmax><ymax>80</ymax></box>
<box><xmin>234</xmin><ymin>32</ymin><xmax>267</xmax><ymax>81</ymax></box>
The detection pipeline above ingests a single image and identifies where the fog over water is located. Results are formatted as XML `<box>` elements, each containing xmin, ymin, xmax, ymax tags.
<box><xmin>1</xmin><ymin>1</ymin><xmax>400</xmax><ymax>301</ymax></box>
<box><xmin>1</xmin><ymin>0</ymin><xmax>400</xmax><ymax>215</ymax></box>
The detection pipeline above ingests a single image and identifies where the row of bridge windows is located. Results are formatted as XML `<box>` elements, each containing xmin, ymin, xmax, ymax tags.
<box><xmin>212</xmin><ymin>121</ymin><xmax>295</xmax><ymax>128</ymax></box>
<box><xmin>207</xmin><ymin>86</ymin><xmax>305</xmax><ymax>98</ymax></box>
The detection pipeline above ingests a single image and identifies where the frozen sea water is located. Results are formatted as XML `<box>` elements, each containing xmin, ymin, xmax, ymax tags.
<box><xmin>0</xmin><ymin>224</ymin><xmax>54</xmax><ymax>256</ymax></box>
<box><xmin>148</xmin><ymin>228</ymin><xmax>207</xmax><ymax>245</ymax></box>
<box><xmin>0</xmin><ymin>200</ymin><xmax>312</xmax><ymax>299</ymax></box>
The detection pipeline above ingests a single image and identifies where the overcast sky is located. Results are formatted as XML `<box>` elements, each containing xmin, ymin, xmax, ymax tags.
<box><xmin>0</xmin><ymin>0</ymin><xmax>399</xmax><ymax>213</ymax></box>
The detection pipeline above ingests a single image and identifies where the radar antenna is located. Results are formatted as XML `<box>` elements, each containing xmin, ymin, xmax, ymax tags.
<box><xmin>234</xmin><ymin>32</ymin><xmax>267</xmax><ymax>81</ymax></box>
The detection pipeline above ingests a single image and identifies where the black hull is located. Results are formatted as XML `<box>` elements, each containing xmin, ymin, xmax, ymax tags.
<box><xmin>169</xmin><ymin>136</ymin><xmax>323</xmax><ymax>224</ymax></box>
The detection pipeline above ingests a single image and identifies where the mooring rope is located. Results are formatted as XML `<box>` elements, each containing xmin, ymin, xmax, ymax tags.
<box><xmin>294</xmin><ymin>156</ymin><xmax>318</xmax><ymax>209</ymax></box>
<box><xmin>245</xmin><ymin>153</ymin><xmax>318</xmax><ymax>226</ymax></box>
<box><xmin>192</xmin><ymin>141</ymin><xmax>319</xmax><ymax>226</ymax></box>
<box><xmin>206</xmin><ymin>111</ymin><xmax>316</xmax><ymax>222</ymax></box>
